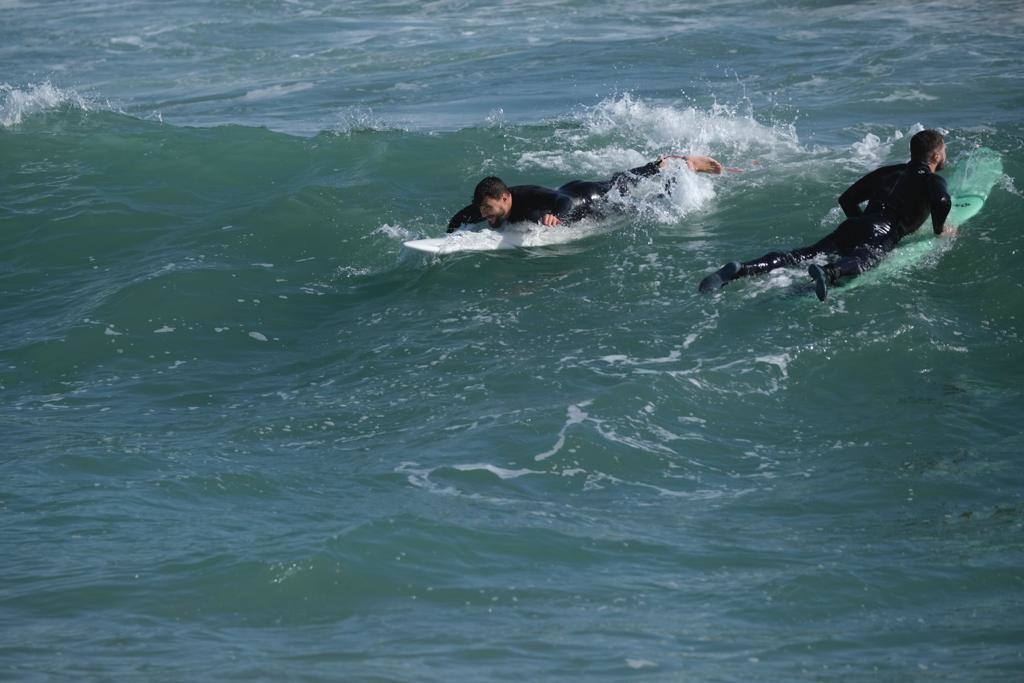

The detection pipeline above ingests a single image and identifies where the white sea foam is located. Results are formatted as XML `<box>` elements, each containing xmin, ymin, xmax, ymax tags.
<box><xmin>110</xmin><ymin>35</ymin><xmax>145</xmax><ymax>49</ymax></box>
<box><xmin>0</xmin><ymin>81</ymin><xmax>89</xmax><ymax>127</ymax></box>
<box><xmin>598</xmin><ymin>350</ymin><xmax>681</xmax><ymax>366</ymax></box>
<box><xmin>579</xmin><ymin>468</ymin><xmax>729</xmax><ymax>499</ymax></box>
<box><xmin>736</xmin><ymin>267</ymin><xmax>804</xmax><ymax>304</ymax></box>
<box><xmin>516</xmin><ymin>96</ymin><xmax>799</xmax><ymax>223</ymax></box>
<box><xmin>394</xmin><ymin>462</ymin><xmax>525</xmax><ymax>503</ymax></box>
<box><xmin>851</xmin><ymin>133</ymin><xmax>888</xmax><ymax>164</ymax></box>
<box><xmin>535</xmin><ymin>401</ymin><xmax>593</xmax><ymax>462</ymax></box>
<box><xmin>626</xmin><ymin>659</ymin><xmax>657</xmax><ymax>670</ymax></box>
<box><xmin>819</xmin><ymin>206</ymin><xmax>845</xmax><ymax>228</ymax></box>
<box><xmin>397</xmin><ymin>462</ymin><xmax>441</xmax><ymax>493</ymax></box>
<box><xmin>849</xmin><ymin>123</ymin><xmax>924</xmax><ymax>166</ymax></box>
<box><xmin>515</xmin><ymin>152</ymin><xmax>717</xmax><ymax>224</ymax></box>
<box><xmin>450</xmin><ymin>463</ymin><xmax>541</xmax><ymax>479</ymax></box>
<box><xmin>593</xmin><ymin>423</ymin><xmax>678</xmax><ymax>456</ymax></box>
<box><xmin>871</xmin><ymin>89</ymin><xmax>939</xmax><ymax>103</ymax></box>
<box><xmin>518</xmin><ymin>147</ymin><xmax>650</xmax><ymax>175</ymax></box>
<box><xmin>799</xmin><ymin>76</ymin><xmax>829</xmax><ymax>88</ymax></box>
<box><xmin>579</xmin><ymin>94</ymin><xmax>800</xmax><ymax>157</ymax></box>
<box><xmin>755</xmin><ymin>353</ymin><xmax>791</xmax><ymax>379</ymax></box>
<box><xmin>243</xmin><ymin>82</ymin><xmax>315</xmax><ymax>101</ymax></box>
<box><xmin>997</xmin><ymin>173</ymin><xmax>1020</xmax><ymax>197</ymax></box>
<box><xmin>329</xmin><ymin>107</ymin><xmax>400</xmax><ymax>135</ymax></box>
<box><xmin>519</xmin><ymin>96</ymin><xmax>801</xmax><ymax>180</ymax></box>
<box><xmin>390</xmin><ymin>81</ymin><xmax>425</xmax><ymax>92</ymax></box>
<box><xmin>374</xmin><ymin>223</ymin><xmax>416</xmax><ymax>241</ymax></box>
<box><xmin>335</xmin><ymin>266</ymin><xmax>372</xmax><ymax>278</ymax></box>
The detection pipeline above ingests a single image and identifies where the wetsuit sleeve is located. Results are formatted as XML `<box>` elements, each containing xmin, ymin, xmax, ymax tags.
<box><xmin>838</xmin><ymin>165</ymin><xmax>900</xmax><ymax>217</ymax></box>
<box><xmin>929</xmin><ymin>175</ymin><xmax>952</xmax><ymax>235</ymax></box>
<box><xmin>447</xmin><ymin>204</ymin><xmax>484</xmax><ymax>233</ymax></box>
<box><xmin>525</xmin><ymin>192</ymin><xmax>573</xmax><ymax>222</ymax></box>
<box><xmin>626</xmin><ymin>161</ymin><xmax>662</xmax><ymax>179</ymax></box>
<box><xmin>511</xmin><ymin>186</ymin><xmax>575</xmax><ymax>223</ymax></box>
<box><xmin>550</xmin><ymin>193</ymin><xmax>575</xmax><ymax>221</ymax></box>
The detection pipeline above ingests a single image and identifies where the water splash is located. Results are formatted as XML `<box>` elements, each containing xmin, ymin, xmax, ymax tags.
<box><xmin>0</xmin><ymin>81</ymin><xmax>89</xmax><ymax>127</ymax></box>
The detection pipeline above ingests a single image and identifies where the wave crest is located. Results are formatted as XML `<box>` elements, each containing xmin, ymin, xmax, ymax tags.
<box><xmin>0</xmin><ymin>81</ymin><xmax>90</xmax><ymax>127</ymax></box>
<box><xmin>579</xmin><ymin>94</ymin><xmax>800</xmax><ymax>157</ymax></box>
<box><xmin>513</xmin><ymin>95</ymin><xmax>797</xmax><ymax>222</ymax></box>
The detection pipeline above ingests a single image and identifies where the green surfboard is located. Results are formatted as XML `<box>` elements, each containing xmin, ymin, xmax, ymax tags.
<box><xmin>834</xmin><ymin>146</ymin><xmax>1003</xmax><ymax>293</ymax></box>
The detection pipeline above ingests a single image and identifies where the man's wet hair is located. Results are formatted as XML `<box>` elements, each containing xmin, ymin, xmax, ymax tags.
<box><xmin>910</xmin><ymin>129</ymin><xmax>945</xmax><ymax>161</ymax></box>
<box><xmin>473</xmin><ymin>176</ymin><xmax>510</xmax><ymax>205</ymax></box>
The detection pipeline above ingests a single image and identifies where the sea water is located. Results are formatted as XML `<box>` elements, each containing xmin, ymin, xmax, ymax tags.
<box><xmin>2</xmin><ymin>1</ymin><xmax>1023</xmax><ymax>680</ymax></box>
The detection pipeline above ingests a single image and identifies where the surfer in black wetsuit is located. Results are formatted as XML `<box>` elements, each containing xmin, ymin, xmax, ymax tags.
<box><xmin>447</xmin><ymin>154</ymin><xmax>726</xmax><ymax>232</ymax></box>
<box><xmin>698</xmin><ymin>129</ymin><xmax>953</xmax><ymax>301</ymax></box>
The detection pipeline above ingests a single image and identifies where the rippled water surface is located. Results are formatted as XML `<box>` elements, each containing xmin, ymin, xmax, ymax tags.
<box><xmin>3</xmin><ymin>0</ymin><xmax>1024</xmax><ymax>680</ymax></box>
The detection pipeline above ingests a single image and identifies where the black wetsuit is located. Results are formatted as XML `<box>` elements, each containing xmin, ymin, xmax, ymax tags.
<box><xmin>447</xmin><ymin>161</ymin><xmax>664</xmax><ymax>232</ymax></box>
<box><xmin>736</xmin><ymin>160</ymin><xmax>951</xmax><ymax>281</ymax></box>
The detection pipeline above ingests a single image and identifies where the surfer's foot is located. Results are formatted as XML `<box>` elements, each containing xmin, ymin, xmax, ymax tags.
<box><xmin>808</xmin><ymin>263</ymin><xmax>838</xmax><ymax>302</ymax></box>
<box><xmin>698</xmin><ymin>261</ymin><xmax>742</xmax><ymax>293</ymax></box>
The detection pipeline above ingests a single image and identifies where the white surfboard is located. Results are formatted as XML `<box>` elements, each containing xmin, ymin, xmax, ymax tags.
<box><xmin>403</xmin><ymin>230</ymin><xmax>526</xmax><ymax>254</ymax></box>
<box><xmin>403</xmin><ymin>222</ymin><xmax>610</xmax><ymax>255</ymax></box>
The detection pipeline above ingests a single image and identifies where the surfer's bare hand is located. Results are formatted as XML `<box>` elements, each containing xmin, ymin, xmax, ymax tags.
<box><xmin>657</xmin><ymin>154</ymin><xmax>724</xmax><ymax>175</ymax></box>
<box><xmin>540</xmin><ymin>214</ymin><xmax>561</xmax><ymax>227</ymax></box>
<box><xmin>686</xmin><ymin>155</ymin><xmax>724</xmax><ymax>175</ymax></box>
<box><xmin>940</xmin><ymin>225</ymin><xmax>957</xmax><ymax>238</ymax></box>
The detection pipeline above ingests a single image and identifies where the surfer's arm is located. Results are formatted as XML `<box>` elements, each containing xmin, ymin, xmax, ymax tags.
<box><xmin>447</xmin><ymin>204</ymin><xmax>485</xmax><ymax>233</ymax></box>
<box><xmin>521</xmin><ymin>188</ymin><xmax>573</xmax><ymax>227</ymax></box>
<box><xmin>838</xmin><ymin>164</ymin><xmax>903</xmax><ymax>217</ymax></box>
<box><xmin>551</xmin><ymin>193</ymin><xmax>574</xmax><ymax>221</ymax></box>
<box><xmin>655</xmin><ymin>154</ymin><xmax>725</xmax><ymax>174</ymax></box>
<box><xmin>635</xmin><ymin>159</ymin><xmax>668</xmax><ymax>177</ymax></box>
<box><xmin>838</xmin><ymin>170</ymin><xmax>879</xmax><ymax>217</ymax></box>
<box><xmin>929</xmin><ymin>175</ymin><xmax>953</xmax><ymax>235</ymax></box>
<box><xmin>539</xmin><ymin>194</ymin><xmax>574</xmax><ymax>227</ymax></box>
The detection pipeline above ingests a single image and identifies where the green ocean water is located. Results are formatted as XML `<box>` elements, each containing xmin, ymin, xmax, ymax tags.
<box><xmin>3</xmin><ymin>1</ymin><xmax>1024</xmax><ymax>680</ymax></box>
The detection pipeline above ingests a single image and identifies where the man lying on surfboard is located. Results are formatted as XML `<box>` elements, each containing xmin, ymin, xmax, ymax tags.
<box><xmin>698</xmin><ymin>129</ymin><xmax>953</xmax><ymax>301</ymax></box>
<box><xmin>446</xmin><ymin>154</ymin><xmax>726</xmax><ymax>233</ymax></box>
